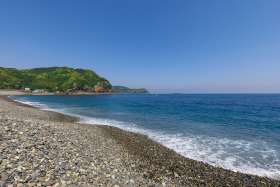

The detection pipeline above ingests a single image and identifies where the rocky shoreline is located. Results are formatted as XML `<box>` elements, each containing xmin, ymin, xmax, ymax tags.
<box><xmin>0</xmin><ymin>95</ymin><xmax>279</xmax><ymax>186</ymax></box>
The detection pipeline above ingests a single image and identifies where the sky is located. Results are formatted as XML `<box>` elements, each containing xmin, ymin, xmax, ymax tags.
<box><xmin>0</xmin><ymin>0</ymin><xmax>279</xmax><ymax>93</ymax></box>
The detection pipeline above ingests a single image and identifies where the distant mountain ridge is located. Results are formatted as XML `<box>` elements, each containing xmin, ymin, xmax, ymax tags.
<box><xmin>112</xmin><ymin>86</ymin><xmax>149</xmax><ymax>93</ymax></box>
<box><xmin>0</xmin><ymin>67</ymin><xmax>148</xmax><ymax>93</ymax></box>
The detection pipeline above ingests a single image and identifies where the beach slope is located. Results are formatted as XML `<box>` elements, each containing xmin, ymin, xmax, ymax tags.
<box><xmin>0</xmin><ymin>94</ymin><xmax>279</xmax><ymax>186</ymax></box>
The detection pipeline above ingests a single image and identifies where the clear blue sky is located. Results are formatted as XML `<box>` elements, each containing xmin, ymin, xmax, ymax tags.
<box><xmin>0</xmin><ymin>0</ymin><xmax>279</xmax><ymax>93</ymax></box>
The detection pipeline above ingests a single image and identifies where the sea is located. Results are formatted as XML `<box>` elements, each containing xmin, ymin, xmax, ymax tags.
<box><xmin>11</xmin><ymin>94</ymin><xmax>280</xmax><ymax>179</ymax></box>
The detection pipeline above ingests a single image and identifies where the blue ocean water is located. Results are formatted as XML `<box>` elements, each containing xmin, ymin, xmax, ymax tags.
<box><xmin>12</xmin><ymin>94</ymin><xmax>280</xmax><ymax>179</ymax></box>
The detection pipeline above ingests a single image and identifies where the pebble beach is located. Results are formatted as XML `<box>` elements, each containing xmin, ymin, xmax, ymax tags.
<box><xmin>0</xmin><ymin>92</ymin><xmax>279</xmax><ymax>186</ymax></box>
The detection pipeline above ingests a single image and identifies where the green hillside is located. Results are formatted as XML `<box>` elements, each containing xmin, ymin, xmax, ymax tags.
<box><xmin>0</xmin><ymin>67</ymin><xmax>112</xmax><ymax>92</ymax></box>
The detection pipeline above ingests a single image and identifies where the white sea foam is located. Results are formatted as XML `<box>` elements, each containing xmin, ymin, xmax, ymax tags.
<box><xmin>12</xmin><ymin>98</ymin><xmax>47</xmax><ymax>108</ymax></box>
<box><xmin>11</xmin><ymin>98</ymin><xmax>280</xmax><ymax>180</ymax></box>
<box><xmin>79</xmin><ymin>117</ymin><xmax>280</xmax><ymax>180</ymax></box>
<box><xmin>12</xmin><ymin>99</ymin><xmax>63</xmax><ymax>113</ymax></box>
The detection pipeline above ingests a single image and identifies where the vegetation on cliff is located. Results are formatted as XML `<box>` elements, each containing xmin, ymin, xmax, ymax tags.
<box><xmin>0</xmin><ymin>67</ymin><xmax>112</xmax><ymax>92</ymax></box>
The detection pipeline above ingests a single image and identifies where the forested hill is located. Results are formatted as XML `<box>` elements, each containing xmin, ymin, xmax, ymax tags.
<box><xmin>112</xmin><ymin>86</ymin><xmax>149</xmax><ymax>93</ymax></box>
<box><xmin>0</xmin><ymin>67</ymin><xmax>112</xmax><ymax>92</ymax></box>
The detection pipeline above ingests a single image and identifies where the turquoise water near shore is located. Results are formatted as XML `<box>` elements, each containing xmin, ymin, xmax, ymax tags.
<box><xmin>12</xmin><ymin>94</ymin><xmax>280</xmax><ymax>179</ymax></box>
